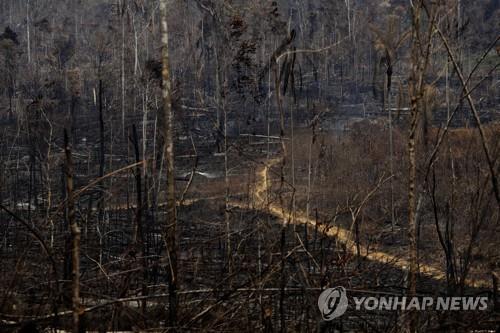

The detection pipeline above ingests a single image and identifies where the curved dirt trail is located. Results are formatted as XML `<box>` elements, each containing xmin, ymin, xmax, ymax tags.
<box><xmin>241</xmin><ymin>158</ymin><xmax>487</xmax><ymax>288</ymax></box>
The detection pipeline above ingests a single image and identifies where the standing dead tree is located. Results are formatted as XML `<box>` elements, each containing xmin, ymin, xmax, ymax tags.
<box><xmin>160</xmin><ymin>0</ymin><xmax>178</xmax><ymax>329</ymax></box>
<box><xmin>408</xmin><ymin>6</ymin><xmax>422</xmax><ymax>312</ymax></box>
<box><xmin>64</xmin><ymin>129</ymin><xmax>81</xmax><ymax>333</ymax></box>
<box><xmin>407</xmin><ymin>1</ymin><xmax>438</xmax><ymax>331</ymax></box>
<box><xmin>130</xmin><ymin>124</ymin><xmax>147</xmax><ymax>317</ymax></box>
<box><xmin>370</xmin><ymin>17</ymin><xmax>410</xmax><ymax>234</ymax></box>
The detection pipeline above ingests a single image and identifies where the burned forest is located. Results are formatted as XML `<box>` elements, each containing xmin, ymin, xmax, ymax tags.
<box><xmin>0</xmin><ymin>0</ymin><xmax>499</xmax><ymax>332</ymax></box>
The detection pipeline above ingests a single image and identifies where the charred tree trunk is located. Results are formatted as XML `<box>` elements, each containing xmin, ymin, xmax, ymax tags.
<box><xmin>64</xmin><ymin>129</ymin><xmax>81</xmax><ymax>333</ymax></box>
<box><xmin>131</xmin><ymin>124</ymin><xmax>147</xmax><ymax>317</ymax></box>
<box><xmin>98</xmin><ymin>79</ymin><xmax>105</xmax><ymax>180</ymax></box>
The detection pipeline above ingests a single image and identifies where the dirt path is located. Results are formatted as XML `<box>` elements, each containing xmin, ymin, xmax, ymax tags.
<box><xmin>235</xmin><ymin>158</ymin><xmax>488</xmax><ymax>288</ymax></box>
